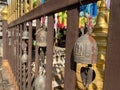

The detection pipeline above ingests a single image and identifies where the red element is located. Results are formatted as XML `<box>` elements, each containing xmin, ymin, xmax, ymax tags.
<box><xmin>88</xmin><ymin>35</ymin><xmax>95</xmax><ymax>64</ymax></box>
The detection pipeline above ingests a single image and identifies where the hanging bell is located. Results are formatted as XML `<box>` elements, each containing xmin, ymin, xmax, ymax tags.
<box><xmin>22</xmin><ymin>29</ymin><xmax>29</xmax><ymax>39</ymax></box>
<box><xmin>35</xmin><ymin>66</ymin><xmax>46</xmax><ymax>90</ymax></box>
<box><xmin>21</xmin><ymin>50</ymin><xmax>28</xmax><ymax>64</ymax></box>
<box><xmin>74</xmin><ymin>27</ymin><xmax>98</xmax><ymax>64</ymax></box>
<box><xmin>36</xmin><ymin>25</ymin><xmax>47</xmax><ymax>47</ymax></box>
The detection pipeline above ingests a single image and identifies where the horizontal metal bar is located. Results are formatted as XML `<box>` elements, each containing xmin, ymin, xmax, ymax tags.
<box><xmin>8</xmin><ymin>0</ymin><xmax>98</xmax><ymax>28</ymax></box>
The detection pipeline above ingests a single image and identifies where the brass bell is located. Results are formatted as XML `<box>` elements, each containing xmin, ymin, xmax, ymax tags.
<box><xmin>21</xmin><ymin>50</ymin><xmax>28</xmax><ymax>64</ymax></box>
<box><xmin>74</xmin><ymin>26</ymin><xmax>98</xmax><ymax>64</ymax></box>
<box><xmin>36</xmin><ymin>25</ymin><xmax>47</xmax><ymax>47</ymax></box>
<box><xmin>22</xmin><ymin>29</ymin><xmax>29</xmax><ymax>39</ymax></box>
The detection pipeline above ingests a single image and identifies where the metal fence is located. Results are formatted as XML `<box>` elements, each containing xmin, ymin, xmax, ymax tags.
<box><xmin>2</xmin><ymin>0</ymin><xmax>98</xmax><ymax>90</ymax></box>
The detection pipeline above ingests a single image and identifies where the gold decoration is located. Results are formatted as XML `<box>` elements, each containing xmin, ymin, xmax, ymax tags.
<box><xmin>1</xmin><ymin>6</ymin><xmax>8</xmax><ymax>20</ymax></box>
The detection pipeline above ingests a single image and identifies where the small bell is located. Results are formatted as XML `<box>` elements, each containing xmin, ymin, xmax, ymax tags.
<box><xmin>74</xmin><ymin>26</ymin><xmax>98</xmax><ymax>64</ymax></box>
<box><xmin>36</xmin><ymin>25</ymin><xmax>47</xmax><ymax>47</ymax></box>
<box><xmin>21</xmin><ymin>50</ymin><xmax>28</xmax><ymax>64</ymax></box>
<box><xmin>22</xmin><ymin>29</ymin><xmax>29</xmax><ymax>39</ymax></box>
<box><xmin>35</xmin><ymin>66</ymin><xmax>46</xmax><ymax>90</ymax></box>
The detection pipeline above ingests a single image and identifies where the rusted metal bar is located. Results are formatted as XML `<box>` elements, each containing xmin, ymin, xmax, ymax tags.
<box><xmin>14</xmin><ymin>27</ymin><xmax>17</xmax><ymax>81</ymax></box>
<box><xmin>23</xmin><ymin>23</ymin><xmax>27</xmax><ymax>90</ymax></box>
<box><xmin>14</xmin><ymin>28</ymin><xmax>16</xmax><ymax>79</ymax></box>
<box><xmin>35</xmin><ymin>19</ymin><xmax>40</xmax><ymax>77</ymax></box>
<box><xmin>9</xmin><ymin>29</ymin><xmax>12</xmax><ymax>69</ymax></box>
<box><xmin>45</xmin><ymin>15</ymin><xmax>54</xmax><ymax>90</ymax></box>
<box><xmin>17</xmin><ymin>38</ymin><xmax>20</xmax><ymax>87</ymax></box>
<box><xmin>17</xmin><ymin>25</ymin><xmax>20</xmax><ymax>85</ymax></box>
<box><xmin>8</xmin><ymin>0</ymin><xmax>98</xmax><ymax>28</ymax></box>
<box><xmin>2</xmin><ymin>20</ymin><xmax>7</xmax><ymax>60</ymax></box>
<box><xmin>23</xmin><ymin>64</ymin><xmax>26</xmax><ymax>90</ymax></box>
<box><xmin>64</xmin><ymin>6</ymin><xmax>79</xmax><ymax>90</ymax></box>
<box><xmin>103</xmin><ymin>0</ymin><xmax>120</xmax><ymax>90</ymax></box>
<box><xmin>11</xmin><ymin>29</ymin><xmax>15</xmax><ymax>75</ymax></box>
<box><xmin>13</xmin><ymin>28</ymin><xmax>16</xmax><ymax>78</ymax></box>
<box><xmin>16</xmin><ymin>25</ymin><xmax>20</xmax><ymax>85</ymax></box>
<box><xmin>20</xmin><ymin>24</ymin><xmax>23</xmax><ymax>90</ymax></box>
<box><xmin>27</xmin><ymin>21</ymin><xmax>32</xmax><ymax>90</ymax></box>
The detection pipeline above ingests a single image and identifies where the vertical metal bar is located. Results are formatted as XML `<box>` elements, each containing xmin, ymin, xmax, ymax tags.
<box><xmin>11</xmin><ymin>28</ymin><xmax>14</xmax><ymax>75</ymax></box>
<box><xmin>2</xmin><ymin>20</ymin><xmax>7</xmax><ymax>60</ymax></box>
<box><xmin>23</xmin><ymin>64</ymin><xmax>26</xmax><ymax>90</ymax></box>
<box><xmin>13</xmin><ymin>28</ymin><xmax>16</xmax><ymax>77</ymax></box>
<box><xmin>20</xmin><ymin>24</ymin><xmax>22</xmax><ymax>90</ymax></box>
<box><xmin>14</xmin><ymin>28</ymin><xmax>16</xmax><ymax>78</ymax></box>
<box><xmin>35</xmin><ymin>19</ymin><xmax>40</xmax><ymax>77</ymax></box>
<box><xmin>18</xmin><ymin>25</ymin><xmax>21</xmax><ymax>88</ymax></box>
<box><xmin>45</xmin><ymin>15</ymin><xmax>54</xmax><ymax>90</ymax></box>
<box><xmin>16</xmin><ymin>25</ymin><xmax>19</xmax><ymax>85</ymax></box>
<box><xmin>14</xmin><ymin>27</ymin><xmax>17</xmax><ymax>81</ymax></box>
<box><xmin>16</xmin><ymin>27</ymin><xmax>18</xmax><ymax>81</ymax></box>
<box><xmin>103</xmin><ymin>0</ymin><xmax>120</xmax><ymax>90</ymax></box>
<box><xmin>23</xmin><ymin>23</ymin><xmax>26</xmax><ymax>90</ymax></box>
<box><xmin>64</xmin><ymin>6</ymin><xmax>79</xmax><ymax>90</ymax></box>
<box><xmin>10</xmin><ymin>29</ymin><xmax>13</xmax><ymax>70</ymax></box>
<box><xmin>27</xmin><ymin>21</ymin><xmax>32</xmax><ymax>90</ymax></box>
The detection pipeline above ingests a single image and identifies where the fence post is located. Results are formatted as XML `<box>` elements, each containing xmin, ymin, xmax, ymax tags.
<box><xmin>64</xmin><ymin>6</ymin><xmax>79</xmax><ymax>90</ymax></box>
<box><xmin>27</xmin><ymin>21</ymin><xmax>32</xmax><ymax>90</ymax></box>
<box><xmin>35</xmin><ymin>19</ymin><xmax>40</xmax><ymax>77</ymax></box>
<box><xmin>45</xmin><ymin>15</ymin><xmax>54</xmax><ymax>90</ymax></box>
<box><xmin>20</xmin><ymin>24</ymin><xmax>23</xmax><ymax>90</ymax></box>
<box><xmin>104</xmin><ymin>0</ymin><xmax>120</xmax><ymax>90</ymax></box>
<box><xmin>2</xmin><ymin>20</ymin><xmax>8</xmax><ymax>60</ymax></box>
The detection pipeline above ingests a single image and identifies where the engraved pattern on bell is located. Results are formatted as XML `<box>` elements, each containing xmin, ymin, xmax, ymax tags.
<box><xmin>22</xmin><ymin>30</ymin><xmax>29</xmax><ymax>39</ymax></box>
<box><xmin>36</xmin><ymin>25</ymin><xmax>47</xmax><ymax>47</ymax></box>
<box><xmin>74</xmin><ymin>33</ymin><xmax>98</xmax><ymax>64</ymax></box>
<box><xmin>21</xmin><ymin>50</ymin><xmax>28</xmax><ymax>64</ymax></box>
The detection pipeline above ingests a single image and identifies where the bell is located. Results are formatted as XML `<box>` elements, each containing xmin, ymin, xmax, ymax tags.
<box><xmin>21</xmin><ymin>50</ymin><xmax>28</xmax><ymax>64</ymax></box>
<box><xmin>36</xmin><ymin>25</ymin><xmax>47</xmax><ymax>47</ymax></box>
<box><xmin>35</xmin><ymin>66</ymin><xmax>46</xmax><ymax>90</ymax></box>
<box><xmin>74</xmin><ymin>26</ymin><xmax>98</xmax><ymax>64</ymax></box>
<box><xmin>22</xmin><ymin>29</ymin><xmax>29</xmax><ymax>39</ymax></box>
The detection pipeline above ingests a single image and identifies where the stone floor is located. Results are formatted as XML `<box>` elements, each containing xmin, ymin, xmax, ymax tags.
<box><xmin>0</xmin><ymin>58</ymin><xmax>15</xmax><ymax>90</ymax></box>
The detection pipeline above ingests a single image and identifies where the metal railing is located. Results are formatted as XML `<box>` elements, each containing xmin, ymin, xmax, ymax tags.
<box><xmin>2</xmin><ymin>0</ymin><xmax>98</xmax><ymax>90</ymax></box>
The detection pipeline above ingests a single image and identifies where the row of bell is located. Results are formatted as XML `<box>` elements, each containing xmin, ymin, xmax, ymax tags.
<box><xmin>21</xmin><ymin>24</ymin><xmax>98</xmax><ymax>64</ymax></box>
<box><xmin>21</xmin><ymin>25</ymin><xmax>47</xmax><ymax>64</ymax></box>
<box><xmin>22</xmin><ymin>25</ymin><xmax>47</xmax><ymax>47</ymax></box>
